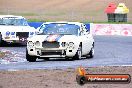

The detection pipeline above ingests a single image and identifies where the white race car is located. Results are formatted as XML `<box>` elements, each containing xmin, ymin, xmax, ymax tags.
<box><xmin>0</xmin><ymin>15</ymin><xmax>39</xmax><ymax>45</ymax></box>
<box><xmin>26</xmin><ymin>22</ymin><xmax>94</xmax><ymax>62</ymax></box>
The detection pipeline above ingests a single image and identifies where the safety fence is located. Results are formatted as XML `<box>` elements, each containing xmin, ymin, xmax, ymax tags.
<box><xmin>92</xmin><ymin>24</ymin><xmax>132</xmax><ymax>36</ymax></box>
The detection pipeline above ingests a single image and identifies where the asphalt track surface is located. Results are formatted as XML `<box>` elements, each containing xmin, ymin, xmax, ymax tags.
<box><xmin>0</xmin><ymin>35</ymin><xmax>132</xmax><ymax>70</ymax></box>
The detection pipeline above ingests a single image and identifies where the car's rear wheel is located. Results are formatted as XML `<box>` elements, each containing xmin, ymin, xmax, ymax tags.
<box><xmin>89</xmin><ymin>47</ymin><xmax>94</xmax><ymax>58</ymax></box>
<box><xmin>73</xmin><ymin>46</ymin><xmax>82</xmax><ymax>60</ymax></box>
<box><xmin>26</xmin><ymin>49</ymin><xmax>37</xmax><ymax>62</ymax></box>
<box><xmin>87</xmin><ymin>43</ymin><xmax>94</xmax><ymax>58</ymax></box>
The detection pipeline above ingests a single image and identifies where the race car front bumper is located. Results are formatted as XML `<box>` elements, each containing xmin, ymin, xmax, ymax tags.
<box><xmin>28</xmin><ymin>47</ymin><xmax>77</xmax><ymax>58</ymax></box>
<box><xmin>3</xmin><ymin>37</ymin><xmax>27</xmax><ymax>43</ymax></box>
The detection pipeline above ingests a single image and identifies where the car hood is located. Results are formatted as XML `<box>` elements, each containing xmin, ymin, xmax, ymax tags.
<box><xmin>0</xmin><ymin>26</ymin><xmax>37</xmax><ymax>32</ymax></box>
<box><xmin>28</xmin><ymin>34</ymin><xmax>78</xmax><ymax>42</ymax></box>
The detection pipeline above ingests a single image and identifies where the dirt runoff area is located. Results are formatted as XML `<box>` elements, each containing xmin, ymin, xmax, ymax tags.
<box><xmin>0</xmin><ymin>66</ymin><xmax>131</xmax><ymax>88</ymax></box>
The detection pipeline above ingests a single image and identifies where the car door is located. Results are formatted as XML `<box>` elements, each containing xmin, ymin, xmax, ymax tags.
<box><xmin>79</xmin><ymin>24</ymin><xmax>88</xmax><ymax>55</ymax></box>
<box><xmin>81</xmin><ymin>24</ymin><xmax>92</xmax><ymax>55</ymax></box>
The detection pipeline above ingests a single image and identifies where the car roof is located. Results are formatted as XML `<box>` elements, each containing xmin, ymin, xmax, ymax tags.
<box><xmin>42</xmin><ymin>21</ymin><xmax>83</xmax><ymax>26</ymax></box>
<box><xmin>0</xmin><ymin>15</ymin><xmax>25</xmax><ymax>19</ymax></box>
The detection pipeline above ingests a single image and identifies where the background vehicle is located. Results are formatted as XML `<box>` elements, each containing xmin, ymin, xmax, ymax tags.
<box><xmin>0</xmin><ymin>32</ymin><xmax>2</xmax><ymax>45</ymax></box>
<box><xmin>0</xmin><ymin>15</ymin><xmax>39</xmax><ymax>45</ymax></box>
<box><xmin>26</xmin><ymin>21</ymin><xmax>94</xmax><ymax>62</ymax></box>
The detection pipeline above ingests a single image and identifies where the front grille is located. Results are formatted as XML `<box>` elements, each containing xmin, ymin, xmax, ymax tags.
<box><xmin>16</xmin><ymin>32</ymin><xmax>29</xmax><ymax>43</ymax></box>
<box><xmin>16</xmin><ymin>32</ymin><xmax>29</xmax><ymax>38</ymax></box>
<box><xmin>42</xmin><ymin>41</ymin><xmax>60</xmax><ymax>48</ymax></box>
<box><xmin>41</xmin><ymin>51</ymin><xmax>62</xmax><ymax>55</ymax></box>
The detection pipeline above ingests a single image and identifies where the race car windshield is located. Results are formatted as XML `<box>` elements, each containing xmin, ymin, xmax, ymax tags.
<box><xmin>0</xmin><ymin>17</ymin><xmax>28</xmax><ymax>26</ymax></box>
<box><xmin>41</xmin><ymin>23</ymin><xmax>80</xmax><ymax>35</ymax></box>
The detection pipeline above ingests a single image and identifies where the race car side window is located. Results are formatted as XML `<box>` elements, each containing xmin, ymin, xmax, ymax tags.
<box><xmin>83</xmin><ymin>24</ymin><xmax>88</xmax><ymax>31</ymax></box>
<box><xmin>80</xmin><ymin>24</ymin><xmax>90</xmax><ymax>36</ymax></box>
<box><xmin>80</xmin><ymin>24</ymin><xmax>85</xmax><ymax>36</ymax></box>
<box><xmin>83</xmin><ymin>24</ymin><xmax>90</xmax><ymax>34</ymax></box>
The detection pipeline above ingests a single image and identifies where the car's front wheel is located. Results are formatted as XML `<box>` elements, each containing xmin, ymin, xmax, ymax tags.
<box><xmin>88</xmin><ymin>42</ymin><xmax>94</xmax><ymax>58</ymax></box>
<box><xmin>26</xmin><ymin>49</ymin><xmax>37</xmax><ymax>62</ymax></box>
<box><xmin>85</xmin><ymin>43</ymin><xmax>94</xmax><ymax>59</ymax></box>
<box><xmin>73</xmin><ymin>46</ymin><xmax>82</xmax><ymax>60</ymax></box>
<box><xmin>44</xmin><ymin>57</ymin><xmax>49</xmax><ymax>61</ymax></box>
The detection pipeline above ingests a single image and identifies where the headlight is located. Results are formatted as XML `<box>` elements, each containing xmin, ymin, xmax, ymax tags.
<box><xmin>28</xmin><ymin>41</ymin><xmax>34</xmax><ymax>48</ymax></box>
<box><xmin>35</xmin><ymin>41</ymin><xmax>40</xmax><ymax>47</ymax></box>
<box><xmin>35</xmin><ymin>31</ymin><xmax>39</xmax><ymax>35</ymax></box>
<box><xmin>68</xmin><ymin>42</ymin><xmax>75</xmax><ymax>49</ymax></box>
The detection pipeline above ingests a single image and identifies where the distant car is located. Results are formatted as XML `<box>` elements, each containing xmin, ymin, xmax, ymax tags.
<box><xmin>26</xmin><ymin>21</ymin><xmax>94</xmax><ymax>62</ymax></box>
<box><xmin>0</xmin><ymin>15</ymin><xmax>39</xmax><ymax>45</ymax></box>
